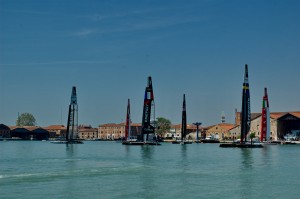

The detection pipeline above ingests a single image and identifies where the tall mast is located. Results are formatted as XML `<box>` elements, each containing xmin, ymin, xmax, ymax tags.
<box><xmin>260</xmin><ymin>88</ymin><xmax>270</xmax><ymax>141</ymax></box>
<box><xmin>66</xmin><ymin>86</ymin><xmax>78</xmax><ymax>141</ymax></box>
<box><xmin>141</xmin><ymin>76</ymin><xmax>155</xmax><ymax>141</ymax></box>
<box><xmin>240</xmin><ymin>64</ymin><xmax>251</xmax><ymax>143</ymax></box>
<box><xmin>181</xmin><ymin>94</ymin><xmax>187</xmax><ymax>141</ymax></box>
<box><xmin>266</xmin><ymin>88</ymin><xmax>270</xmax><ymax>141</ymax></box>
<box><xmin>125</xmin><ymin>99</ymin><xmax>131</xmax><ymax>140</ymax></box>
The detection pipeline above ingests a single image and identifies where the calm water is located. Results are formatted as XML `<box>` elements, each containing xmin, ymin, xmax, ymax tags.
<box><xmin>1</xmin><ymin>141</ymin><xmax>300</xmax><ymax>199</ymax></box>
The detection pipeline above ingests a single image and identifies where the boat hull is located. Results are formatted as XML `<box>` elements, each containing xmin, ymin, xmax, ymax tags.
<box><xmin>50</xmin><ymin>140</ymin><xmax>83</xmax><ymax>144</ymax></box>
<box><xmin>171</xmin><ymin>141</ymin><xmax>192</xmax><ymax>144</ymax></box>
<box><xmin>219</xmin><ymin>143</ymin><xmax>263</xmax><ymax>148</ymax></box>
<box><xmin>122</xmin><ymin>141</ymin><xmax>161</xmax><ymax>145</ymax></box>
<box><xmin>201</xmin><ymin>139</ymin><xmax>220</xmax><ymax>143</ymax></box>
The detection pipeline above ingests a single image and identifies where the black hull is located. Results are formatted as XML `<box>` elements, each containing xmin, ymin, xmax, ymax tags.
<box><xmin>172</xmin><ymin>141</ymin><xmax>192</xmax><ymax>145</ymax></box>
<box><xmin>201</xmin><ymin>139</ymin><xmax>220</xmax><ymax>143</ymax></box>
<box><xmin>50</xmin><ymin>140</ymin><xmax>83</xmax><ymax>144</ymax></box>
<box><xmin>219</xmin><ymin>143</ymin><xmax>263</xmax><ymax>148</ymax></box>
<box><xmin>122</xmin><ymin>141</ymin><xmax>161</xmax><ymax>145</ymax></box>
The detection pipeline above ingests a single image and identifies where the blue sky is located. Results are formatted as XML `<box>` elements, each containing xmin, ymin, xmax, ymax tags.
<box><xmin>0</xmin><ymin>0</ymin><xmax>299</xmax><ymax>127</ymax></box>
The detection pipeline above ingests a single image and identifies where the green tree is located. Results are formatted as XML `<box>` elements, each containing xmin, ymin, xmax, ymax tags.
<box><xmin>250</xmin><ymin>132</ymin><xmax>256</xmax><ymax>145</ymax></box>
<box><xmin>16</xmin><ymin>113</ymin><xmax>36</xmax><ymax>126</ymax></box>
<box><xmin>156</xmin><ymin>117</ymin><xmax>171</xmax><ymax>137</ymax></box>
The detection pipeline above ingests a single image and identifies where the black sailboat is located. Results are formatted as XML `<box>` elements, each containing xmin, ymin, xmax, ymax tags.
<box><xmin>172</xmin><ymin>94</ymin><xmax>192</xmax><ymax>144</ymax></box>
<box><xmin>123</xmin><ymin>76</ymin><xmax>160</xmax><ymax>145</ymax></box>
<box><xmin>51</xmin><ymin>86</ymin><xmax>83</xmax><ymax>144</ymax></box>
<box><xmin>220</xmin><ymin>65</ymin><xmax>262</xmax><ymax>148</ymax></box>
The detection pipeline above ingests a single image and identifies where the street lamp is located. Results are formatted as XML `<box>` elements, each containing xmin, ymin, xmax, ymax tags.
<box><xmin>193</xmin><ymin>122</ymin><xmax>202</xmax><ymax>143</ymax></box>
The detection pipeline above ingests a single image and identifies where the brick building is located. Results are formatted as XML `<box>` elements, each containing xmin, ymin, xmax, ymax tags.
<box><xmin>98</xmin><ymin>123</ymin><xmax>141</xmax><ymax>140</ymax></box>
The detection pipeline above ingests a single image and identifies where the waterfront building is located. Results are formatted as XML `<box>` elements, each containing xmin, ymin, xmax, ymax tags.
<box><xmin>98</xmin><ymin>123</ymin><xmax>141</xmax><ymax>140</ymax></box>
<box><xmin>78</xmin><ymin>125</ymin><xmax>98</xmax><ymax>140</ymax></box>
<box><xmin>10</xmin><ymin>126</ymin><xmax>49</xmax><ymax>140</ymax></box>
<box><xmin>0</xmin><ymin>124</ymin><xmax>11</xmax><ymax>138</ymax></box>
<box><xmin>205</xmin><ymin>123</ymin><xmax>235</xmax><ymax>140</ymax></box>
<box><xmin>45</xmin><ymin>125</ymin><xmax>67</xmax><ymax>139</ymax></box>
<box><xmin>231</xmin><ymin>111</ymin><xmax>300</xmax><ymax>141</ymax></box>
<box><xmin>168</xmin><ymin>124</ymin><xmax>197</xmax><ymax>140</ymax></box>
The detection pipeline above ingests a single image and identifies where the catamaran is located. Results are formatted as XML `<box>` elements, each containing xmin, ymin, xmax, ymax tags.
<box><xmin>220</xmin><ymin>64</ymin><xmax>262</xmax><ymax>148</ymax></box>
<box><xmin>172</xmin><ymin>94</ymin><xmax>192</xmax><ymax>144</ymax></box>
<box><xmin>122</xmin><ymin>99</ymin><xmax>137</xmax><ymax>144</ymax></box>
<box><xmin>260</xmin><ymin>88</ymin><xmax>271</xmax><ymax>142</ymax></box>
<box><xmin>51</xmin><ymin>86</ymin><xmax>83</xmax><ymax>144</ymax></box>
<box><xmin>123</xmin><ymin>76</ymin><xmax>160</xmax><ymax>145</ymax></box>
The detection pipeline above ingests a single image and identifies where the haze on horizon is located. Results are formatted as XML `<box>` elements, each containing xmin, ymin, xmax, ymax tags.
<box><xmin>0</xmin><ymin>0</ymin><xmax>299</xmax><ymax>128</ymax></box>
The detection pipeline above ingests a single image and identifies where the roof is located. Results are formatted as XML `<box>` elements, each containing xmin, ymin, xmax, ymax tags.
<box><xmin>206</xmin><ymin>123</ymin><xmax>235</xmax><ymax>131</ymax></box>
<box><xmin>9</xmin><ymin>126</ymin><xmax>49</xmax><ymax>132</ymax></box>
<box><xmin>270</xmin><ymin>112</ymin><xmax>300</xmax><ymax>119</ymax></box>
<box><xmin>171</xmin><ymin>124</ymin><xmax>198</xmax><ymax>130</ymax></box>
<box><xmin>99</xmin><ymin>123</ymin><xmax>142</xmax><ymax>127</ymax></box>
<box><xmin>45</xmin><ymin>125</ymin><xmax>66</xmax><ymax>130</ymax></box>
<box><xmin>99</xmin><ymin>123</ymin><xmax>124</xmax><ymax>127</ymax></box>
<box><xmin>0</xmin><ymin>124</ymin><xmax>10</xmax><ymax>130</ymax></box>
<box><xmin>236</xmin><ymin>111</ymin><xmax>300</xmax><ymax>122</ymax></box>
<box><xmin>79</xmin><ymin>128</ymin><xmax>98</xmax><ymax>132</ymax></box>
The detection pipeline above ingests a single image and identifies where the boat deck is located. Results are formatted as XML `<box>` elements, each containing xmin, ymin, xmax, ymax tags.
<box><xmin>219</xmin><ymin>143</ymin><xmax>263</xmax><ymax>148</ymax></box>
<box><xmin>122</xmin><ymin>141</ymin><xmax>161</xmax><ymax>145</ymax></box>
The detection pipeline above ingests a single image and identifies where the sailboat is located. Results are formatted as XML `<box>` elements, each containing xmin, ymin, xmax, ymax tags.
<box><xmin>122</xmin><ymin>99</ymin><xmax>138</xmax><ymax>145</ymax></box>
<box><xmin>260</xmin><ymin>88</ymin><xmax>270</xmax><ymax>142</ymax></box>
<box><xmin>173</xmin><ymin>94</ymin><xmax>192</xmax><ymax>144</ymax></box>
<box><xmin>125</xmin><ymin>98</ymin><xmax>131</xmax><ymax>141</ymax></box>
<box><xmin>220</xmin><ymin>65</ymin><xmax>262</xmax><ymax>148</ymax></box>
<box><xmin>51</xmin><ymin>86</ymin><xmax>83</xmax><ymax>144</ymax></box>
<box><xmin>123</xmin><ymin>77</ymin><xmax>160</xmax><ymax>145</ymax></box>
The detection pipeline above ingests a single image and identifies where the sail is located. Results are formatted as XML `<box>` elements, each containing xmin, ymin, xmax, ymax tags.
<box><xmin>266</xmin><ymin>90</ymin><xmax>270</xmax><ymax>141</ymax></box>
<box><xmin>125</xmin><ymin>99</ymin><xmax>131</xmax><ymax>140</ymax></box>
<box><xmin>240</xmin><ymin>64</ymin><xmax>251</xmax><ymax>143</ymax></box>
<box><xmin>260</xmin><ymin>88</ymin><xmax>270</xmax><ymax>141</ymax></box>
<box><xmin>141</xmin><ymin>76</ymin><xmax>155</xmax><ymax>141</ymax></box>
<box><xmin>66</xmin><ymin>86</ymin><xmax>78</xmax><ymax>141</ymax></box>
<box><xmin>181</xmin><ymin>94</ymin><xmax>187</xmax><ymax>140</ymax></box>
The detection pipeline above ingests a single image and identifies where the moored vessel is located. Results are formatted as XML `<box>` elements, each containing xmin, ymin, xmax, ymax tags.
<box><xmin>123</xmin><ymin>77</ymin><xmax>160</xmax><ymax>146</ymax></box>
<box><xmin>220</xmin><ymin>65</ymin><xmax>262</xmax><ymax>148</ymax></box>
<box><xmin>51</xmin><ymin>86</ymin><xmax>83</xmax><ymax>144</ymax></box>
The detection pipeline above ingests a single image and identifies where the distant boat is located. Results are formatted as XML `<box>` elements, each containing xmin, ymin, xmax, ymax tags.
<box><xmin>220</xmin><ymin>65</ymin><xmax>263</xmax><ymax>148</ymax></box>
<box><xmin>122</xmin><ymin>99</ymin><xmax>140</xmax><ymax>145</ymax></box>
<box><xmin>51</xmin><ymin>86</ymin><xmax>83</xmax><ymax>144</ymax></box>
<box><xmin>201</xmin><ymin>136</ymin><xmax>220</xmax><ymax>143</ymax></box>
<box><xmin>172</xmin><ymin>94</ymin><xmax>192</xmax><ymax>144</ymax></box>
<box><xmin>123</xmin><ymin>77</ymin><xmax>160</xmax><ymax>146</ymax></box>
<box><xmin>260</xmin><ymin>88</ymin><xmax>271</xmax><ymax>142</ymax></box>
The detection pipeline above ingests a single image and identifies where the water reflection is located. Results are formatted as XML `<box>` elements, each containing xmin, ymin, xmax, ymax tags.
<box><xmin>241</xmin><ymin>148</ymin><xmax>254</xmax><ymax>169</ymax></box>
<box><xmin>65</xmin><ymin>144</ymin><xmax>75</xmax><ymax>157</ymax></box>
<box><xmin>124</xmin><ymin>145</ymin><xmax>131</xmax><ymax>157</ymax></box>
<box><xmin>141</xmin><ymin>145</ymin><xmax>154</xmax><ymax>162</ymax></box>
<box><xmin>239</xmin><ymin>149</ymin><xmax>254</xmax><ymax>198</ymax></box>
<box><xmin>178</xmin><ymin>144</ymin><xmax>189</xmax><ymax>188</ymax></box>
<box><xmin>139</xmin><ymin>146</ymin><xmax>156</xmax><ymax>199</ymax></box>
<box><xmin>64</xmin><ymin>144</ymin><xmax>77</xmax><ymax>199</ymax></box>
<box><xmin>180</xmin><ymin>144</ymin><xmax>188</xmax><ymax>171</ymax></box>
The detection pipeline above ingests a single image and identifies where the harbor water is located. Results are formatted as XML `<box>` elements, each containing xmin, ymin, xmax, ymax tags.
<box><xmin>1</xmin><ymin>141</ymin><xmax>300</xmax><ymax>199</ymax></box>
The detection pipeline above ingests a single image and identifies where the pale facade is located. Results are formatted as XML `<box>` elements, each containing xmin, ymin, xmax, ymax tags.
<box><xmin>78</xmin><ymin>125</ymin><xmax>98</xmax><ymax>140</ymax></box>
<box><xmin>98</xmin><ymin>123</ymin><xmax>142</xmax><ymax>140</ymax></box>
<box><xmin>229</xmin><ymin>112</ymin><xmax>300</xmax><ymax>141</ymax></box>
<box><xmin>168</xmin><ymin>124</ymin><xmax>197</xmax><ymax>140</ymax></box>
<box><xmin>205</xmin><ymin>123</ymin><xmax>235</xmax><ymax>140</ymax></box>
<box><xmin>45</xmin><ymin>125</ymin><xmax>67</xmax><ymax>138</ymax></box>
<box><xmin>98</xmin><ymin>123</ymin><xmax>123</xmax><ymax>140</ymax></box>
<box><xmin>249</xmin><ymin>116</ymin><xmax>277</xmax><ymax>141</ymax></box>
